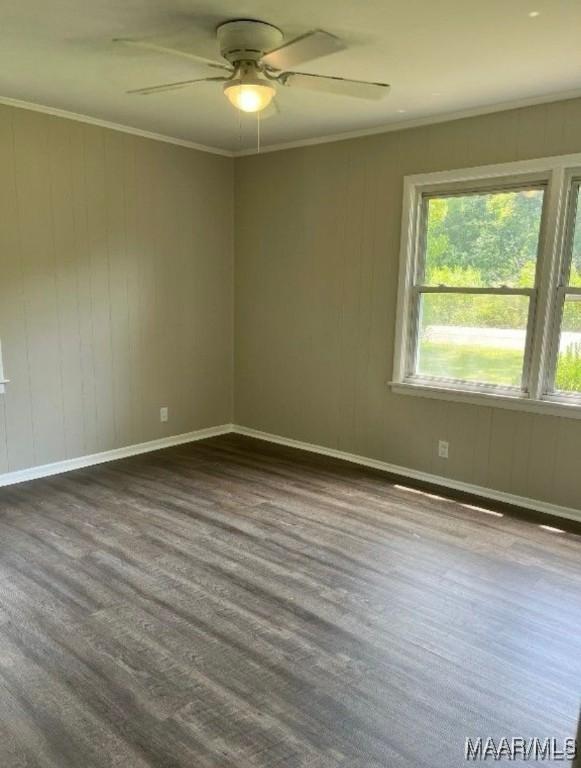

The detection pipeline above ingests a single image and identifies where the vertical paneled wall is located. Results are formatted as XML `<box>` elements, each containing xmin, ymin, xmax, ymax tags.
<box><xmin>234</xmin><ymin>98</ymin><xmax>581</xmax><ymax>511</ymax></box>
<box><xmin>0</xmin><ymin>105</ymin><xmax>233</xmax><ymax>473</ymax></box>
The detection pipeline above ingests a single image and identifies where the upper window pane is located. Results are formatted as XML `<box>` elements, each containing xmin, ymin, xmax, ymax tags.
<box><xmin>567</xmin><ymin>183</ymin><xmax>581</xmax><ymax>287</ymax></box>
<box><xmin>422</xmin><ymin>187</ymin><xmax>545</xmax><ymax>288</ymax></box>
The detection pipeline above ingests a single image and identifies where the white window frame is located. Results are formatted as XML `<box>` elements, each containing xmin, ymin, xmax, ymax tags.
<box><xmin>391</xmin><ymin>153</ymin><xmax>581</xmax><ymax>419</ymax></box>
<box><xmin>0</xmin><ymin>340</ymin><xmax>8</xmax><ymax>395</ymax></box>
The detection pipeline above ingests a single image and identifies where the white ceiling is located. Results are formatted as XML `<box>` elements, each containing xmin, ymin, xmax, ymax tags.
<box><xmin>2</xmin><ymin>0</ymin><xmax>581</xmax><ymax>154</ymax></box>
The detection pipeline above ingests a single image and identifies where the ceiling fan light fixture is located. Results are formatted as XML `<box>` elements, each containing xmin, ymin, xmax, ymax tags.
<box><xmin>223</xmin><ymin>65</ymin><xmax>275</xmax><ymax>113</ymax></box>
<box><xmin>224</xmin><ymin>82</ymin><xmax>275</xmax><ymax>112</ymax></box>
<box><xmin>121</xmin><ymin>21</ymin><xmax>390</xmax><ymax>115</ymax></box>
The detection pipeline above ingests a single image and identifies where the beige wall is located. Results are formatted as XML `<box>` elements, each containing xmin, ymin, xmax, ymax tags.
<box><xmin>0</xmin><ymin>104</ymin><xmax>233</xmax><ymax>473</ymax></box>
<box><xmin>234</xmin><ymin>98</ymin><xmax>581</xmax><ymax>511</ymax></box>
<box><xmin>2</xmin><ymin>96</ymin><xmax>581</xmax><ymax>510</ymax></box>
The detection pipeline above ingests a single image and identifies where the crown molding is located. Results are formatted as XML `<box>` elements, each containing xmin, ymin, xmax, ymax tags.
<box><xmin>4</xmin><ymin>86</ymin><xmax>581</xmax><ymax>163</ymax></box>
<box><xmin>233</xmin><ymin>87</ymin><xmax>581</xmax><ymax>157</ymax></box>
<box><xmin>0</xmin><ymin>95</ymin><xmax>234</xmax><ymax>157</ymax></box>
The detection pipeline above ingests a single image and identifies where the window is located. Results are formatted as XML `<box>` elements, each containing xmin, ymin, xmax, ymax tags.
<box><xmin>413</xmin><ymin>185</ymin><xmax>544</xmax><ymax>392</ymax></box>
<box><xmin>548</xmin><ymin>180</ymin><xmax>581</xmax><ymax>398</ymax></box>
<box><xmin>392</xmin><ymin>155</ymin><xmax>581</xmax><ymax>416</ymax></box>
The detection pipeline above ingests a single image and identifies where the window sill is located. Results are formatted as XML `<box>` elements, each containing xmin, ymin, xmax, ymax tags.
<box><xmin>390</xmin><ymin>380</ymin><xmax>581</xmax><ymax>419</ymax></box>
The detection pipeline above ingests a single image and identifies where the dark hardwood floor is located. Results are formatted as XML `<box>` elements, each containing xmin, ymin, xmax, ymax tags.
<box><xmin>0</xmin><ymin>433</ymin><xmax>579</xmax><ymax>768</ymax></box>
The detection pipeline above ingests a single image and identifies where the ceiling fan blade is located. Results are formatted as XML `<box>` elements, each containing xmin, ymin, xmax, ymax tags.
<box><xmin>127</xmin><ymin>76</ymin><xmax>228</xmax><ymax>96</ymax></box>
<box><xmin>261</xmin><ymin>30</ymin><xmax>346</xmax><ymax>71</ymax></box>
<box><xmin>282</xmin><ymin>72</ymin><xmax>390</xmax><ymax>100</ymax></box>
<box><xmin>114</xmin><ymin>38</ymin><xmax>232</xmax><ymax>72</ymax></box>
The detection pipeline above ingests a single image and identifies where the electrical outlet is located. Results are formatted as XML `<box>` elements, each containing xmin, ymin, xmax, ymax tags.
<box><xmin>160</xmin><ymin>407</ymin><xmax>169</xmax><ymax>423</ymax></box>
<box><xmin>438</xmin><ymin>440</ymin><xmax>449</xmax><ymax>459</ymax></box>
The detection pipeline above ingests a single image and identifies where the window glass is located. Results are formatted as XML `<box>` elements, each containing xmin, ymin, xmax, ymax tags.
<box><xmin>422</xmin><ymin>188</ymin><xmax>544</xmax><ymax>288</ymax></box>
<box><xmin>553</xmin><ymin>185</ymin><xmax>581</xmax><ymax>394</ymax></box>
<box><xmin>417</xmin><ymin>294</ymin><xmax>530</xmax><ymax>387</ymax></box>
<box><xmin>566</xmin><ymin>187</ymin><xmax>581</xmax><ymax>286</ymax></box>
<box><xmin>554</xmin><ymin>299</ymin><xmax>581</xmax><ymax>395</ymax></box>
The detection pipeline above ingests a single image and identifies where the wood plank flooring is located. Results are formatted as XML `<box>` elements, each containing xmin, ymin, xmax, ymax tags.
<box><xmin>0</xmin><ymin>433</ymin><xmax>579</xmax><ymax>768</ymax></box>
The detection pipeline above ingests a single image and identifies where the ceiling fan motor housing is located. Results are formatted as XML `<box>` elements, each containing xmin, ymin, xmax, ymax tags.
<box><xmin>216</xmin><ymin>19</ymin><xmax>283</xmax><ymax>64</ymax></box>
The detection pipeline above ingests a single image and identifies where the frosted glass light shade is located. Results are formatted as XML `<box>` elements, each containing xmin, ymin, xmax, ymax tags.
<box><xmin>224</xmin><ymin>80</ymin><xmax>275</xmax><ymax>113</ymax></box>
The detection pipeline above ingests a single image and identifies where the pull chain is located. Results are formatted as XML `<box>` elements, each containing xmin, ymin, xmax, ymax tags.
<box><xmin>257</xmin><ymin>109</ymin><xmax>261</xmax><ymax>154</ymax></box>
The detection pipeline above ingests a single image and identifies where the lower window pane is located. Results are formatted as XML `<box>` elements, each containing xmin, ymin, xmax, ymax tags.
<box><xmin>416</xmin><ymin>293</ymin><xmax>530</xmax><ymax>387</ymax></box>
<box><xmin>554</xmin><ymin>298</ymin><xmax>581</xmax><ymax>393</ymax></box>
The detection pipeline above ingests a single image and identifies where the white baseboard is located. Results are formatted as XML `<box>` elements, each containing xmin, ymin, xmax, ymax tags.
<box><xmin>0</xmin><ymin>424</ymin><xmax>234</xmax><ymax>488</ymax></box>
<box><xmin>233</xmin><ymin>425</ymin><xmax>581</xmax><ymax>525</ymax></box>
<box><xmin>1</xmin><ymin>421</ymin><xmax>578</xmax><ymax>525</ymax></box>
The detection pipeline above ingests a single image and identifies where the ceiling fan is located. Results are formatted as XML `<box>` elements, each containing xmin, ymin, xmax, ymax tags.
<box><xmin>115</xmin><ymin>19</ymin><xmax>390</xmax><ymax>113</ymax></box>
